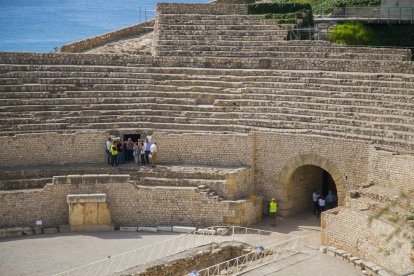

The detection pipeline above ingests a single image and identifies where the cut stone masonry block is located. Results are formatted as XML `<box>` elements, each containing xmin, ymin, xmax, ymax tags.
<box><xmin>120</xmin><ymin>226</ymin><xmax>138</xmax><ymax>232</ymax></box>
<box><xmin>138</xmin><ymin>227</ymin><xmax>158</xmax><ymax>233</ymax></box>
<box><xmin>173</xmin><ymin>226</ymin><xmax>196</xmax><ymax>233</ymax></box>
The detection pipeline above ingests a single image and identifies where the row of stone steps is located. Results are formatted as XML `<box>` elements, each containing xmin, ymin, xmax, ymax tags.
<box><xmin>155</xmin><ymin>50</ymin><xmax>407</xmax><ymax>61</ymax></box>
<box><xmin>3</xmin><ymin>65</ymin><xmax>414</xmax><ymax>83</ymax></box>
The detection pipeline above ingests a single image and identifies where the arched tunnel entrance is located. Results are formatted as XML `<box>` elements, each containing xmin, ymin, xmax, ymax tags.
<box><xmin>277</xmin><ymin>154</ymin><xmax>346</xmax><ymax>217</ymax></box>
<box><xmin>288</xmin><ymin>165</ymin><xmax>338</xmax><ymax>215</ymax></box>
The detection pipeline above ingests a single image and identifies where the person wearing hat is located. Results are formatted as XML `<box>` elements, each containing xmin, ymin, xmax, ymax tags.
<box><xmin>269</xmin><ymin>198</ymin><xmax>278</xmax><ymax>226</ymax></box>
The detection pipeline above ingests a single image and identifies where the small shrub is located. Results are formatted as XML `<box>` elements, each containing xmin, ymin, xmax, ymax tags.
<box><xmin>327</xmin><ymin>22</ymin><xmax>376</xmax><ymax>45</ymax></box>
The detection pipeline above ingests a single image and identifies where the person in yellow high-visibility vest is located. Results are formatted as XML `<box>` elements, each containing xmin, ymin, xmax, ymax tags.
<box><xmin>269</xmin><ymin>198</ymin><xmax>278</xmax><ymax>226</ymax></box>
<box><xmin>110</xmin><ymin>140</ymin><xmax>118</xmax><ymax>167</ymax></box>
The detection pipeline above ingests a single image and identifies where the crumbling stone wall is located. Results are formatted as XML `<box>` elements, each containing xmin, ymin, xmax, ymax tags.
<box><xmin>0</xmin><ymin>175</ymin><xmax>261</xmax><ymax>228</ymax></box>
<box><xmin>368</xmin><ymin>148</ymin><xmax>414</xmax><ymax>191</ymax></box>
<box><xmin>59</xmin><ymin>21</ymin><xmax>155</xmax><ymax>53</ymax></box>
<box><xmin>322</xmin><ymin>207</ymin><xmax>414</xmax><ymax>275</ymax></box>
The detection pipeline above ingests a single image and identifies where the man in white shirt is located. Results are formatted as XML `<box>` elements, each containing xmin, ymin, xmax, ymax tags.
<box><xmin>105</xmin><ymin>138</ymin><xmax>112</xmax><ymax>165</ymax></box>
<box><xmin>317</xmin><ymin>197</ymin><xmax>326</xmax><ymax>218</ymax></box>
<box><xmin>150</xmin><ymin>142</ymin><xmax>158</xmax><ymax>168</ymax></box>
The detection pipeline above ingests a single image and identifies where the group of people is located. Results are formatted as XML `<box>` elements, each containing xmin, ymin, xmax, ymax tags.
<box><xmin>312</xmin><ymin>190</ymin><xmax>337</xmax><ymax>218</ymax></box>
<box><xmin>105</xmin><ymin>137</ymin><xmax>158</xmax><ymax>168</ymax></box>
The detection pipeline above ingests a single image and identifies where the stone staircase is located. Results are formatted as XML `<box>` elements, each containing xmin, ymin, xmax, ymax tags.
<box><xmin>119</xmin><ymin>164</ymin><xmax>254</xmax><ymax>200</ymax></box>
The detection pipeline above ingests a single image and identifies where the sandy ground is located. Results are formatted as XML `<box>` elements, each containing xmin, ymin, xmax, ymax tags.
<box><xmin>0</xmin><ymin>213</ymin><xmax>363</xmax><ymax>276</ymax></box>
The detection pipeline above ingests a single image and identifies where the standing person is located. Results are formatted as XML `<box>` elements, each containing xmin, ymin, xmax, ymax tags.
<box><xmin>325</xmin><ymin>191</ymin><xmax>337</xmax><ymax>209</ymax></box>
<box><xmin>126</xmin><ymin>138</ymin><xmax>134</xmax><ymax>162</ymax></box>
<box><xmin>105</xmin><ymin>138</ymin><xmax>112</xmax><ymax>165</ymax></box>
<box><xmin>150</xmin><ymin>141</ymin><xmax>158</xmax><ymax>168</ymax></box>
<box><xmin>110</xmin><ymin>141</ymin><xmax>118</xmax><ymax>167</ymax></box>
<box><xmin>269</xmin><ymin>198</ymin><xmax>278</xmax><ymax>226</ymax></box>
<box><xmin>118</xmin><ymin>139</ymin><xmax>125</xmax><ymax>165</ymax></box>
<box><xmin>133</xmin><ymin>142</ymin><xmax>139</xmax><ymax>165</ymax></box>
<box><xmin>312</xmin><ymin>190</ymin><xmax>320</xmax><ymax>216</ymax></box>
<box><xmin>140</xmin><ymin>141</ymin><xmax>146</xmax><ymax>165</ymax></box>
<box><xmin>317</xmin><ymin>196</ymin><xmax>326</xmax><ymax>218</ymax></box>
<box><xmin>144</xmin><ymin>138</ymin><xmax>152</xmax><ymax>165</ymax></box>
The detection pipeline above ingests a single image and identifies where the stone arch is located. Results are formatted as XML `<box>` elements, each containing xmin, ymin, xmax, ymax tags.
<box><xmin>277</xmin><ymin>154</ymin><xmax>346</xmax><ymax>216</ymax></box>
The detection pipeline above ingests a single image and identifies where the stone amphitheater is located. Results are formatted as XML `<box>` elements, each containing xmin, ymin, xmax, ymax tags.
<box><xmin>1</xmin><ymin>1</ymin><xmax>413</xmax><ymax>275</ymax></box>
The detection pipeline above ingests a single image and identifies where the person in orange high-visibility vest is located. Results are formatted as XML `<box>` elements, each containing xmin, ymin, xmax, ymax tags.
<box><xmin>269</xmin><ymin>198</ymin><xmax>278</xmax><ymax>226</ymax></box>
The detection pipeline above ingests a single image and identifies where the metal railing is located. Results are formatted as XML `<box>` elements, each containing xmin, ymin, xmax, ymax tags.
<box><xmin>54</xmin><ymin>226</ymin><xmax>293</xmax><ymax>276</ymax></box>
<box><xmin>194</xmin><ymin>236</ymin><xmax>299</xmax><ymax>276</ymax></box>
<box><xmin>330</xmin><ymin>6</ymin><xmax>414</xmax><ymax>23</ymax></box>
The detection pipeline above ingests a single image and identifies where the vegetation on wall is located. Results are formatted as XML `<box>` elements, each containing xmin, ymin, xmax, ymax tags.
<box><xmin>253</xmin><ymin>0</ymin><xmax>380</xmax><ymax>16</ymax></box>
<box><xmin>327</xmin><ymin>22</ymin><xmax>376</xmax><ymax>45</ymax></box>
<box><xmin>308</xmin><ymin>0</ymin><xmax>380</xmax><ymax>15</ymax></box>
<box><xmin>247</xmin><ymin>1</ymin><xmax>314</xmax><ymax>27</ymax></box>
<box><xmin>328</xmin><ymin>23</ymin><xmax>414</xmax><ymax>60</ymax></box>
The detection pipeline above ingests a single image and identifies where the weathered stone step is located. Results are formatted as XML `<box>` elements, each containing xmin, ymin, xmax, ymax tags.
<box><xmin>0</xmin><ymin>96</ymin><xmax>197</xmax><ymax>107</ymax></box>
<box><xmin>156</xmin><ymin>50</ymin><xmax>405</xmax><ymax>61</ymax></box>
<box><xmin>37</xmin><ymin>77</ymin><xmax>153</xmax><ymax>85</ymax></box>
<box><xmin>0</xmin><ymin>178</ymin><xmax>51</xmax><ymax>190</ymax></box>
<box><xmin>158</xmin><ymin>34</ymin><xmax>287</xmax><ymax>41</ymax></box>
<box><xmin>157</xmin><ymin>29</ymin><xmax>289</xmax><ymax>36</ymax></box>
<box><xmin>159</xmin><ymin>24</ymin><xmax>291</xmax><ymax>31</ymax></box>
<box><xmin>242</xmin><ymin>90</ymin><xmax>414</xmax><ymax>105</ymax></box>
<box><xmin>155</xmin><ymin>43</ymin><xmax>410</xmax><ymax>55</ymax></box>
<box><xmin>0</xmin><ymin>84</ymin><xmax>78</xmax><ymax>92</ymax></box>
<box><xmin>136</xmin><ymin>165</ymin><xmax>248</xmax><ymax>180</ymax></box>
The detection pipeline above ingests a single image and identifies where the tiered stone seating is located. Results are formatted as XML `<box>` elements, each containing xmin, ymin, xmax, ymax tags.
<box><xmin>0</xmin><ymin>164</ymin><xmax>120</xmax><ymax>190</ymax></box>
<box><xmin>1</xmin><ymin>63</ymin><xmax>413</xmax><ymax>152</ymax></box>
<box><xmin>0</xmin><ymin>163</ymin><xmax>253</xmax><ymax>204</ymax></box>
<box><xmin>153</xmin><ymin>12</ymin><xmax>410</xmax><ymax>61</ymax></box>
<box><xmin>127</xmin><ymin>165</ymin><xmax>254</xmax><ymax>200</ymax></box>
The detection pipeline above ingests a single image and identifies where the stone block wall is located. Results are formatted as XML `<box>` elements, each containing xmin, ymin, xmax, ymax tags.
<box><xmin>254</xmin><ymin>132</ymin><xmax>370</xmax><ymax>216</ymax></box>
<box><xmin>0</xmin><ymin>52</ymin><xmax>152</xmax><ymax>66</ymax></box>
<box><xmin>154</xmin><ymin>55</ymin><xmax>414</xmax><ymax>74</ymax></box>
<box><xmin>59</xmin><ymin>21</ymin><xmax>155</xmax><ymax>53</ymax></box>
<box><xmin>152</xmin><ymin>132</ymin><xmax>254</xmax><ymax>167</ymax></box>
<box><xmin>0</xmin><ymin>131</ymin><xmax>108</xmax><ymax>168</ymax></box>
<box><xmin>0</xmin><ymin>175</ymin><xmax>261</xmax><ymax>228</ymax></box>
<box><xmin>321</xmin><ymin>207</ymin><xmax>414</xmax><ymax>275</ymax></box>
<box><xmin>368</xmin><ymin>148</ymin><xmax>414</xmax><ymax>191</ymax></box>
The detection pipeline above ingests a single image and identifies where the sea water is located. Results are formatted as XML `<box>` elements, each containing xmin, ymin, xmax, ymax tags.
<box><xmin>0</xmin><ymin>0</ymin><xmax>210</xmax><ymax>53</ymax></box>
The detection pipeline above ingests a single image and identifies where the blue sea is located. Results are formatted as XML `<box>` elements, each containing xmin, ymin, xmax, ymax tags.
<box><xmin>0</xmin><ymin>0</ymin><xmax>210</xmax><ymax>53</ymax></box>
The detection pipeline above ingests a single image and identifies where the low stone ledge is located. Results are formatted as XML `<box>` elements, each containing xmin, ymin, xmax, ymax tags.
<box><xmin>6</xmin><ymin>227</ymin><xmax>22</xmax><ymax>237</ymax></box>
<box><xmin>157</xmin><ymin>226</ymin><xmax>172</xmax><ymax>232</ymax></box>
<box><xmin>196</xmin><ymin>228</ymin><xmax>217</xmax><ymax>235</ymax></box>
<box><xmin>173</xmin><ymin>226</ymin><xmax>197</xmax><ymax>233</ymax></box>
<box><xmin>67</xmin><ymin>193</ymin><xmax>106</xmax><ymax>204</ymax></box>
<box><xmin>43</xmin><ymin>227</ymin><xmax>59</xmax><ymax>234</ymax></box>
<box><xmin>22</xmin><ymin>227</ymin><xmax>33</xmax><ymax>236</ymax></box>
<box><xmin>59</xmin><ymin>225</ymin><xmax>71</xmax><ymax>233</ymax></box>
<box><xmin>54</xmin><ymin>174</ymin><xmax>130</xmax><ymax>185</ymax></box>
<box><xmin>138</xmin><ymin>227</ymin><xmax>158</xmax><ymax>233</ymax></box>
<box><xmin>70</xmin><ymin>224</ymin><xmax>114</xmax><ymax>232</ymax></box>
<box><xmin>320</xmin><ymin>246</ymin><xmax>391</xmax><ymax>276</ymax></box>
<box><xmin>0</xmin><ymin>229</ymin><xmax>6</xmax><ymax>238</ymax></box>
<box><xmin>120</xmin><ymin>226</ymin><xmax>138</xmax><ymax>232</ymax></box>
